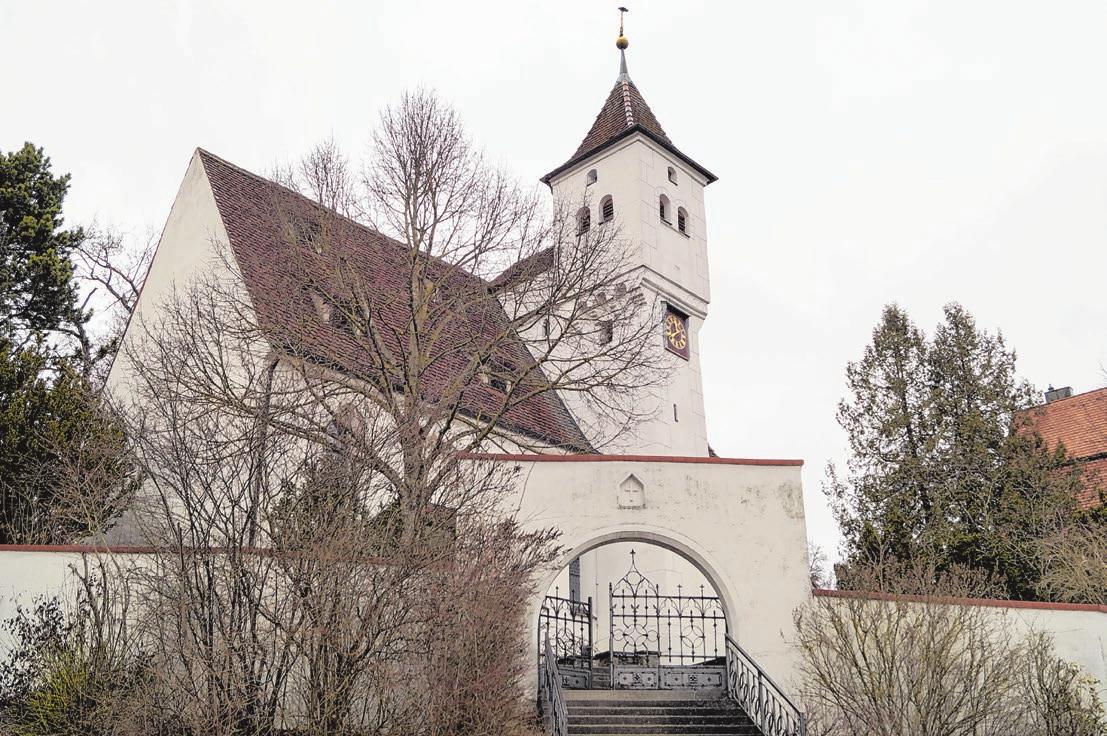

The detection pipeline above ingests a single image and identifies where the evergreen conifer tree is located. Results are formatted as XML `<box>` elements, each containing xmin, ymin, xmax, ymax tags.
<box><xmin>829</xmin><ymin>303</ymin><xmax>1087</xmax><ymax>599</ymax></box>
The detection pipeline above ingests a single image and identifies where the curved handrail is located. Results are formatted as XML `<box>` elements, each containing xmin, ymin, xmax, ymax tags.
<box><xmin>540</xmin><ymin>635</ymin><xmax>570</xmax><ymax>736</ymax></box>
<box><xmin>725</xmin><ymin>634</ymin><xmax>806</xmax><ymax>736</ymax></box>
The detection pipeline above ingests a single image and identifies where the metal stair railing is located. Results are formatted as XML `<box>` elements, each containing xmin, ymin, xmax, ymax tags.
<box><xmin>540</xmin><ymin>635</ymin><xmax>569</xmax><ymax>736</ymax></box>
<box><xmin>725</xmin><ymin>634</ymin><xmax>806</xmax><ymax>736</ymax></box>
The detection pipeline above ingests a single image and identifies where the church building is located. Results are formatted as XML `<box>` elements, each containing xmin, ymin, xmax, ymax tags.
<box><xmin>0</xmin><ymin>14</ymin><xmax>1103</xmax><ymax>736</ymax></box>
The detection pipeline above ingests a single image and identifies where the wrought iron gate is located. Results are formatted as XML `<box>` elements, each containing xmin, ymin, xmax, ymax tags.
<box><xmin>538</xmin><ymin>590</ymin><xmax>593</xmax><ymax>689</ymax></box>
<box><xmin>608</xmin><ymin>550</ymin><xmax>726</xmax><ymax>689</ymax></box>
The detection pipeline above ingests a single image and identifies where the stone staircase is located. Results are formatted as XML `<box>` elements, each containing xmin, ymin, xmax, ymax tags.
<box><xmin>564</xmin><ymin>690</ymin><xmax>761</xmax><ymax>735</ymax></box>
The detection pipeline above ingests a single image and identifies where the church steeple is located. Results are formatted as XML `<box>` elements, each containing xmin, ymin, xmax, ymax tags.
<box><xmin>540</xmin><ymin>12</ymin><xmax>716</xmax><ymax>456</ymax></box>
<box><xmin>541</xmin><ymin>12</ymin><xmax>715</xmax><ymax>186</ymax></box>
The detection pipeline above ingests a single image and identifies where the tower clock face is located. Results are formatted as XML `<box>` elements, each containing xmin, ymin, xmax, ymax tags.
<box><xmin>663</xmin><ymin>308</ymin><xmax>690</xmax><ymax>359</ymax></box>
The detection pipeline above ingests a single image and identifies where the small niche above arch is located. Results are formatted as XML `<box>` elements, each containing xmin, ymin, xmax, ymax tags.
<box><xmin>667</xmin><ymin>166</ymin><xmax>678</xmax><ymax>185</ymax></box>
<box><xmin>586</xmin><ymin>169</ymin><xmax>598</xmax><ymax>186</ymax></box>
<box><xmin>618</xmin><ymin>473</ymin><xmax>646</xmax><ymax>509</ymax></box>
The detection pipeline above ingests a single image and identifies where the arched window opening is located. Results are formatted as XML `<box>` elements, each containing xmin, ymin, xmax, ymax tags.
<box><xmin>677</xmin><ymin>207</ymin><xmax>688</xmax><ymax>235</ymax></box>
<box><xmin>667</xmin><ymin>166</ymin><xmax>678</xmax><ymax>185</ymax></box>
<box><xmin>600</xmin><ymin>195</ymin><xmax>615</xmax><ymax>223</ymax></box>
<box><xmin>576</xmin><ymin>206</ymin><xmax>591</xmax><ymax>235</ymax></box>
<box><xmin>659</xmin><ymin>194</ymin><xmax>671</xmax><ymax>223</ymax></box>
<box><xmin>586</xmin><ymin>169</ymin><xmax>598</xmax><ymax>186</ymax></box>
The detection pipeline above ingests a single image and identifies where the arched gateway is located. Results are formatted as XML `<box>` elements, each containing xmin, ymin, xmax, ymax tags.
<box><xmin>541</xmin><ymin>547</ymin><xmax>729</xmax><ymax>690</ymax></box>
<box><xmin>469</xmin><ymin>447</ymin><xmax>814</xmax><ymax>721</ymax></box>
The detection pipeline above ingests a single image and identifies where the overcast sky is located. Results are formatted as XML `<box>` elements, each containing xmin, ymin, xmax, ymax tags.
<box><xmin>3</xmin><ymin>1</ymin><xmax>1106</xmax><ymax>561</ymax></box>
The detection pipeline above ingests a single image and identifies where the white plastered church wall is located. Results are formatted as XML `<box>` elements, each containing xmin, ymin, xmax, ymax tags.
<box><xmin>547</xmin><ymin>134</ymin><xmax>710</xmax><ymax>459</ymax></box>
<box><xmin>106</xmin><ymin>150</ymin><xmax>240</xmax><ymax>402</ymax></box>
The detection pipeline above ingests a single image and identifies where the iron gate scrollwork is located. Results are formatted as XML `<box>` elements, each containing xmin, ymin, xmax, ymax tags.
<box><xmin>608</xmin><ymin>549</ymin><xmax>726</xmax><ymax>689</ymax></box>
<box><xmin>538</xmin><ymin>590</ymin><xmax>593</xmax><ymax>689</ymax></box>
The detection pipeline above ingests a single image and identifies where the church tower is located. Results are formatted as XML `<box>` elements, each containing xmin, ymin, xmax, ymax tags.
<box><xmin>542</xmin><ymin>20</ymin><xmax>717</xmax><ymax>457</ymax></box>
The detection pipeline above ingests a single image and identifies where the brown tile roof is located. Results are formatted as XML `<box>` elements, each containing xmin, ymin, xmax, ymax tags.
<box><xmin>541</xmin><ymin>73</ymin><xmax>717</xmax><ymax>185</ymax></box>
<box><xmin>571</xmin><ymin>77</ymin><xmax>672</xmax><ymax>161</ymax></box>
<box><xmin>1023</xmin><ymin>387</ymin><xmax>1107</xmax><ymax>459</ymax></box>
<box><xmin>1021</xmin><ymin>386</ymin><xmax>1107</xmax><ymax>509</ymax></box>
<box><xmin>488</xmin><ymin>247</ymin><xmax>555</xmax><ymax>292</ymax></box>
<box><xmin>196</xmin><ymin>149</ymin><xmax>592</xmax><ymax>453</ymax></box>
<box><xmin>1074</xmin><ymin>456</ymin><xmax>1107</xmax><ymax>509</ymax></box>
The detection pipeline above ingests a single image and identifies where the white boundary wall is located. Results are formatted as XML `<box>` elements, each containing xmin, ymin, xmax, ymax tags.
<box><xmin>813</xmin><ymin>590</ymin><xmax>1107</xmax><ymax>701</ymax></box>
<box><xmin>0</xmin><ymin>548</ymin><xmax>1103</xmax><ymax>703</ymax></box>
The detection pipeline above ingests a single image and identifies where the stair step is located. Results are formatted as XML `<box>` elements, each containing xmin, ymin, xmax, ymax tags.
<box><xmin>565</xmin><ymin>689</ymin><xmax>725</xmax><ymax>701</ymax></box>
<box><xmin>571</xmin><ymin>718</ymin><xmax>748</xmax><ymax>727</ymax></box>
<box><xmin>569</xmin><ymin>726</ymin><xmax>757</xmax><ymax>735</ymax></box>
<box><xmin>570</xmin><ymin>701</ymin><xmax>733</xmax><ymax>709</ymax></box>
<box><xmin>560</xmin><ymin>688</ymin><xmax>760</xmax><ymax>735</ymax></box>
<box><xmin>571</xmin><ymin>708</ymin><xmax>741</xmax><ymax>717</ymax></box>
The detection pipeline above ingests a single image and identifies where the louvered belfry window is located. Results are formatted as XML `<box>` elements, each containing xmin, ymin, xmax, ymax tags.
<box><xmin>601</xmin><ymin>195</ymin><xmax>614</xmax><ymax>223</ymax></box>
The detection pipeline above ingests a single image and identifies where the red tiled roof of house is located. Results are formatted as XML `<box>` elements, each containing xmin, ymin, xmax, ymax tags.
<box><xmin>1021</xmin><ymin>386</ymin><xmax>1107</xmax><ymax>509</ymax></box>
<box><xmin>196</xmin><ymin>149</ymin><xmax>592</xmax><ymax>453</ymax></box>
<box><xmin>1074</xmin><ymin>456</ymin><xmax>1107</xmax><ymax>509</ymax></box>
<box><xmin>1024</xmin><ymin>387</ymin><xmax>1107</xmax><ymax>459</ymax></box>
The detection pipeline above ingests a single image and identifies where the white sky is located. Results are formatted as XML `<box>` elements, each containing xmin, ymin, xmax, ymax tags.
<box><xmin>3</xmin><ymin>1</ymin><xmax>1106</xmax><ymax>561</ymax></box>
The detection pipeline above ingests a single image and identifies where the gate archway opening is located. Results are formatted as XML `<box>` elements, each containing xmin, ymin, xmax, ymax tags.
<box><xmin>538</xmin><ymin>537</ymin><xmax>729</xmax><ymax>690</ymax></box>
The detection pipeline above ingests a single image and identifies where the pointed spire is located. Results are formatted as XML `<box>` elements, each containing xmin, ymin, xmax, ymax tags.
<box><xmin>540</xmin><ymin>7</ymin><xmax>717</xmax><ymax>185</ymax></box>
<box><xmin>617</xmin><ymin>6</ymin><xmax>630</xmax><ymax>80</ymax></box>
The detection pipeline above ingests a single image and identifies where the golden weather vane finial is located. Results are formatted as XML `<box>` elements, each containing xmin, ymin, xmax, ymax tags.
<box><xmin>616</xmin><ymin>6</ymin><xmax>629</xmax><ymax>49</ymax></box>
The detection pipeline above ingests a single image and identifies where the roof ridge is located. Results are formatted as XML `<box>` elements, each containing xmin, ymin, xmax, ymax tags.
<box><xmin>1027</xmin><ymin>384</ymin><xmax>1107</xmax><ymax>409</ymax></box>
<box><xmin>196</xmin><ymin>148</ymin><xmax>372</xmax><ymax>239</ymax></box>
<box><xmin>621</xmin><ymin>79</ymin><xmax>635</xmax><ymax>127</ymax></box>
<box><xmin>196</xmin><ymin>148</ymin><xmax>489</xmax><ymax>284</ymax></box>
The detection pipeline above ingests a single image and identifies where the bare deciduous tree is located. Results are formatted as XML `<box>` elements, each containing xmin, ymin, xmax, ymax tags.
<box><xmin>795</xmin><ymin>561</ymin><xmax>1105</xmax><ymax>736</ymax></box>
<box><xmin>67</xmin><ymin>223</ymin><xmax>156</xmax><ymax>382</ymax></box>
<box><xmin>1036</xmin><ymin>522</ymin><xmax>1107</xmax><ymax>605</ymax></box>
<box><xmin>78</xmin><ymin>88</ymin><xmax>668</xmax><ymax>734</ymax></box>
